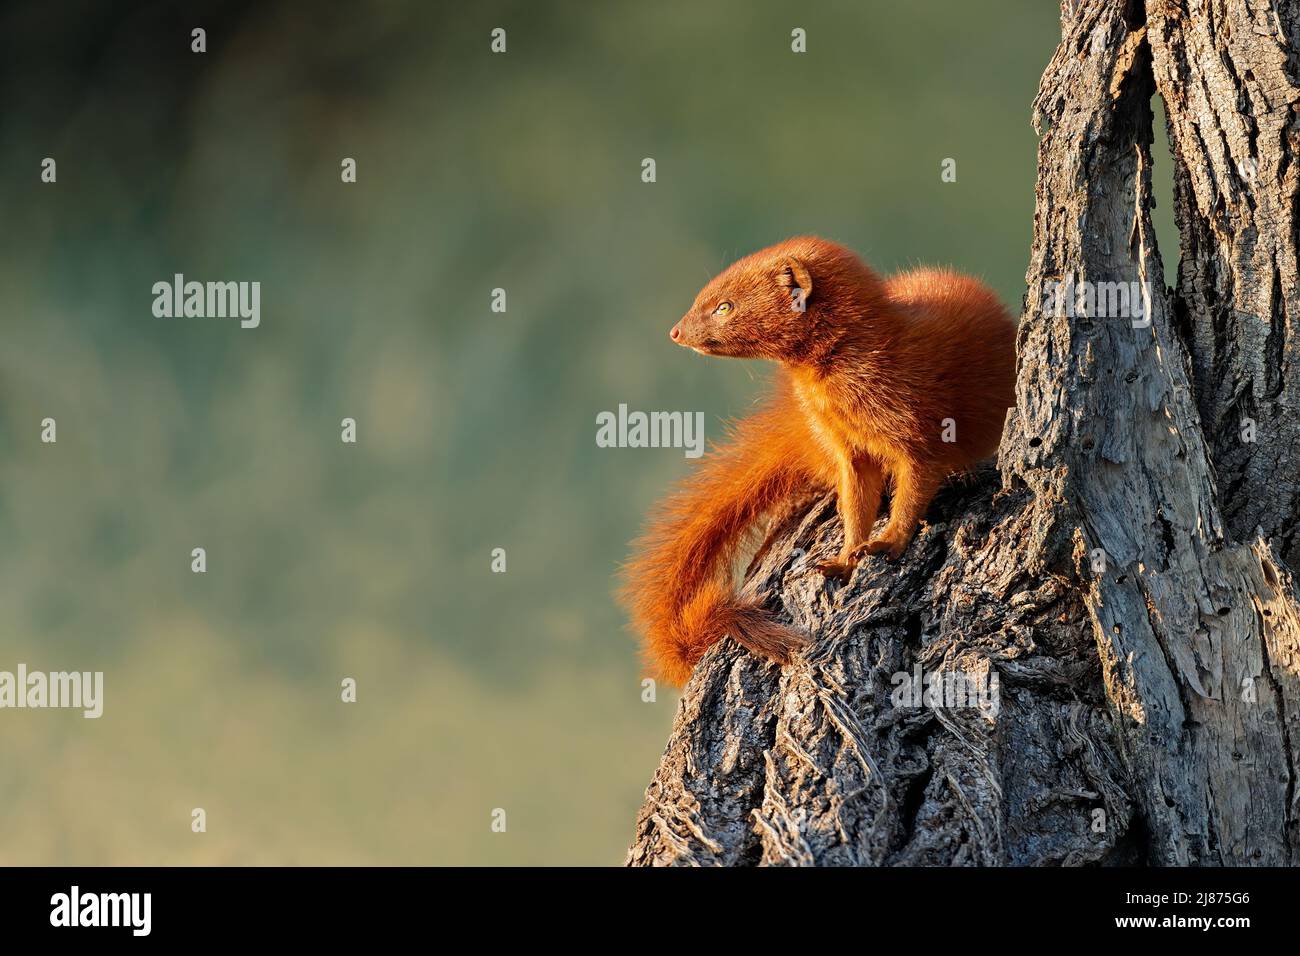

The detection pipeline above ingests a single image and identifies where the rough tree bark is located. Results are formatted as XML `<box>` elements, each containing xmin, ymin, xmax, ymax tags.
<box><xmin>627</xmin><ymin>0</ymin><xmax>1300</xmax><ymax>866</ymax></box>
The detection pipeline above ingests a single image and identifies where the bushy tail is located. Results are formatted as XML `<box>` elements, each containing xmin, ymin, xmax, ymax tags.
<box><xmin>621</xmin><ymin>398</ymin><xmax>819</xmax><ymax>686</ymax></box>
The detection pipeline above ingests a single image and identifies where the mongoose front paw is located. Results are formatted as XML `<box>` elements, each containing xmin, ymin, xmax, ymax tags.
<box><xmin>814</xmin><ymin>558</ymin><xmax>857</xmax><ymax>583</ymax></box>
<box><xmin>855</xmin><ymin>535</ymin><xmax>909</xmax><ymax>560</ymax></box>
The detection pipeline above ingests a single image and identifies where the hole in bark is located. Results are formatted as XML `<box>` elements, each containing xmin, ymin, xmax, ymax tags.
<box><xmin>900</xmin><ymin>762</ymin><xmax>935</xmax><ymax>842</ymax></box>
<box><xmin>904</xmin><ymin>612</ymin><xmax>923</xmax><ymax>647</ymax></box>
<box><xmin>1028</xmin><ymin>437</ymin><xmax>1042</xmax><ymax>448</ymax></box>
<box><xmin>1102</xmin><ymin>811</ymin><xmax>1150</xmax><ymax>865</ymax></box>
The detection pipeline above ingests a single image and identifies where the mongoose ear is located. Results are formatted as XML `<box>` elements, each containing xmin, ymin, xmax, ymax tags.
<box><xmin>779</xmin><ymin>256</ymin><xmax>813</xmax><ymax>303</ymax></box>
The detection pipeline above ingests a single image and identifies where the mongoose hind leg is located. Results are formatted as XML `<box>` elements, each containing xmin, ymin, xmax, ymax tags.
<box><xmin>857</xmin><ymin>459</ymin><xmax>943</xmax><ymax>560</ymax></box>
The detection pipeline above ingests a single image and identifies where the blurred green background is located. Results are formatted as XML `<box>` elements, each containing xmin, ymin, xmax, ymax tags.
<box><xmin>0</xmin><ymin>0</ymin><xmax>1061</xmax><ymax>864</ymax></box>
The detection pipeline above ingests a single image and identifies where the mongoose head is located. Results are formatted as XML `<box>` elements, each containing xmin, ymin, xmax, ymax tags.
<box><xmin>670</xmin><ymin>236</ymin><xmax>883</xmax><ymax>363</ymax></box>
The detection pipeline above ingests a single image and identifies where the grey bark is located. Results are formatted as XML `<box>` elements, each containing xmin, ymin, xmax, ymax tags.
<box><xmin>626</xmin><ymin>0</ymin><xmax>1300</xmax><ymax>866</ymax></box>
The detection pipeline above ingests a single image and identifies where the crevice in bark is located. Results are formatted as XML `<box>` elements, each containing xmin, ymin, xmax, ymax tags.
<box><xmin>1149</xmin><ymin>91</ymin><xmax>1182</xmax><ymax>290</ymax></box>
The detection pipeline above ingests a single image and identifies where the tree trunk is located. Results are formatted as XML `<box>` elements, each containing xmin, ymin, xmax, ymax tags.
<box><xmin>626</xmin><ymin>0</ymin><xmax>1300</xmax><ymax>867</ymax></box>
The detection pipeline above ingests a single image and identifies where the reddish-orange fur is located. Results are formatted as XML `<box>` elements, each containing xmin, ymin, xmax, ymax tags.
<box><xmin>622</xmin><ymin>237</ymin><xmax>1016</xmax><ymax>686</ymax></box>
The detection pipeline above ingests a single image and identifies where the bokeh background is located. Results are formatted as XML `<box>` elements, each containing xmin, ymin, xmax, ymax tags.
<box><xmin>0</xmin><ymin>0</ymin><xmax>1067</xmax><ymax>864</ymax></box>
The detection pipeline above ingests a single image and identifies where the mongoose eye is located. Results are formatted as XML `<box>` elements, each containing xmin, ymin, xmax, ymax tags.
<box><xmin>713</xmin><ymin>301</ymin><xmax>733</xmax><ymax>316</ymax></box>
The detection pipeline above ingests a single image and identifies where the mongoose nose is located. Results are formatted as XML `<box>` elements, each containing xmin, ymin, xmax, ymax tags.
<box><xmin>670</xmin><ymin>324</ymin><xmax>682</xmax><ymax>342</ymax></box>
